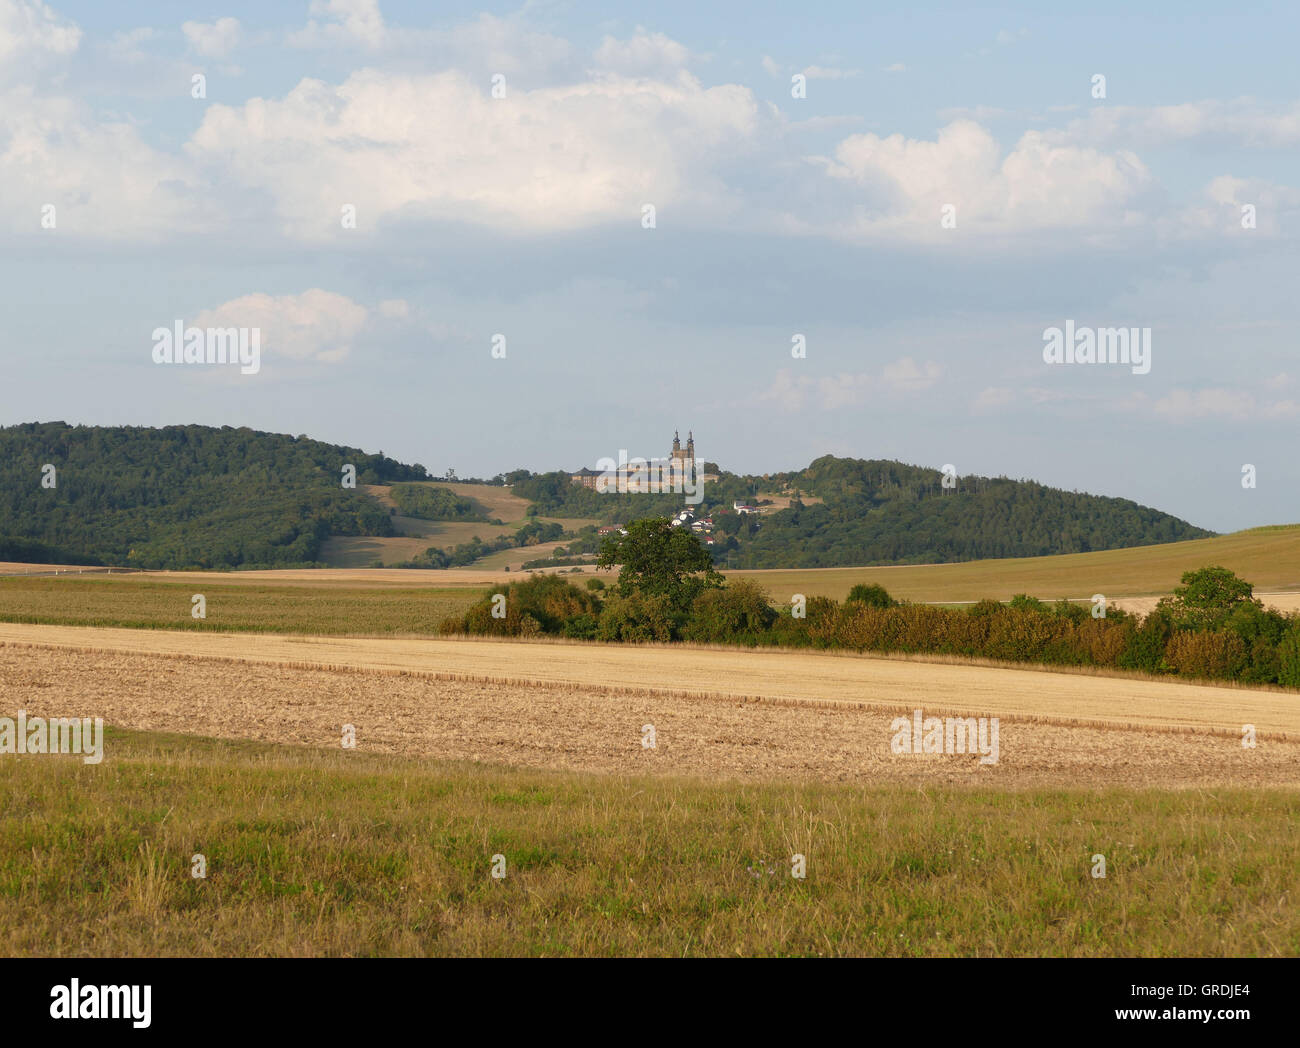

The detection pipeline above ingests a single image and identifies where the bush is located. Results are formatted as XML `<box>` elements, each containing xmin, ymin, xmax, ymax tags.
<box><xmin>845</xmin><ymin>583</ymin><xmax>896</xmax><ymax>608</ymax></box>
<box><xmin>682</xmin><ymin>580</ymin><xmax>778</xmax><ymax>644</ymax></box>
<box><xmin>585</xmin><ymin>578</ymin><xmax>606</xmax><ymax>592</ymax></box>
<box><xmin>1277</xmin><ymin>624</ymin><xmax>1300</xmax><ymax>688</ymax></box>
<box><xmin>562</xmin><ymin>613</ymin><xmax>600</xmax><ymax>640</ymax></box>
<box><xmin>1118</xmin><ymin>609</ymin><xmax>1174</xmax><ymax>674</ymax></box>
<box><xmin>597</xmin><ymin>591</ymin><xmax>676</xmax><ymax>643</ymax></box>
<box><xmin>1165</xmin><ymin>630</ymin><xmax>1249</xmax><ymax>680</ymax></box>
<box><xmin>455</xmin><ymin>574</ymin><xmax>600</xmax><ymax>637</ymax></box>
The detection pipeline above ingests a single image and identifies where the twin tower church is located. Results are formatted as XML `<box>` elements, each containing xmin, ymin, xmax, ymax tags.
<box><xmin>569</xmin><ymin>430</ymin><xmax>710</xmax><ymax>490</ymax></box>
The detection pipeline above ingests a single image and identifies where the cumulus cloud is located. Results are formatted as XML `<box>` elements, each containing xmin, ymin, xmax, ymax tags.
<box><xmin>593</xmin><ymin>28</ymin><xmax>690</xmax><ymax>77</ymax></box>
<box><xmin>0</xmin><ymin>0</ymin><xmax>79</xmax><ymax>62</ymax></box>
<box><xmin>186</xmin><ymin>68</ymin><xmax>761</xmax><ymax>236</ymax></box>
<box><xmin>1057</xmin><ymin>99</ymin><xmax>1300</xmax><ymax>149</ymax></box>
<box><xmin>193</xmin><ymin>290</ymin><xmax>370</xmax><ymax>364</ymax></box>
<box><xmin>182</xmin><ymin>17</ymin><xmax>241</xmax><ymax>58</ymax></box>
<box><xmin>0</xmin><ymin>89</ymin><xmax>202</xmax><ymax>237</ymax></box>
<box><xmin>820</xmin><ymin>119</ymin><xmax>1152</xmax><ymax>236</ymax></box>
<box><xmin>289</xmin><ymin>0</ymin><xmax>385</xmax><ymax>49</ymax></box>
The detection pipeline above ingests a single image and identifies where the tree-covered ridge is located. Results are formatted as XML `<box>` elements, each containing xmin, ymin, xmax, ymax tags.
<box><xmin>508</xmin><ymin>455</ymin><xmax>1214</xmax><ymax>568</ymax></box>
<box><xmin>726</xmin><ymin>456</ymin><xmax>1213</xmax><ymax>567</ymax></box>
<box><xmin>0</xmin><ymin>422</ymin><xmax>429</xmax><ymax>569</ymax></box>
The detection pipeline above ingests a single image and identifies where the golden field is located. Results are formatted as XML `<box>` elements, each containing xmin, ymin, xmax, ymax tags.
<box><xmin>3</xmin><ymin>622</ymin><xmax>1299</xmax><ymax>740</ymax></box>
<box><xmin>3</xmin><ymin>637</ymin><xmax>1297</xmax><ymax>788</ymax></box>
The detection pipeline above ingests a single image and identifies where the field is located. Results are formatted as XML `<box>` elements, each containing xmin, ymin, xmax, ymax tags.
<box><xmin>4</xmin><ymin>527</ymin><xmax>1300</xmax><ymax>956</ymax></box>
<box><xmin>0</xmin><ymin>578</ymin><xmax>480</xmax><ymax>634</ymax></box>
<box><xmin>2</xmin><ymin>727</ymin><xmax>1296</xmax><ymax>956</ymax></box>
<box><xmin>726</xmin><ymin>524</ymin><xmax>1300</xmax><ymax>603</ymax></box>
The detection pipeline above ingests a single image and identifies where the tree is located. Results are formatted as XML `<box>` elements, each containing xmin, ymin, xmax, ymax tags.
<box><xmin>1164</xmin><ymin>566</ymin><xmax>1258</xmax><ymax>630</ymax></box>
<box><xmin>597</xmin><ymin>516</ymin><xmax>723</xmax><ymax>612</ymax></box>
<box><xmin>845</xmin><ymin>582</ymin><xmax>896</xmax><ymax>608</ymax></box>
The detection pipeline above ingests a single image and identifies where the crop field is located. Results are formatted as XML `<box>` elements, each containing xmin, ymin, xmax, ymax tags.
<box><xmin>0</xmin><ymin>578</ymin><xmax>481</xmax><ymax>634</ymax></box>
<box><xmin>3</xmin><ymin>620</ymin><xmax>1299</xmax><ymax>956</ymax></box>
<box><xmin>725</xmin><ymin>525</ymin><xmax>1300</xmax><ymax>603</ymax></box>
<box><xmin>4</xmin><ymin>636</ymin><xmax>1299</xmax><ymax>784</ymax></box>
<box><xmin>5</xmin><ymin>623</ymin><xmax>1300</xmax><ymax>739</ymax></box>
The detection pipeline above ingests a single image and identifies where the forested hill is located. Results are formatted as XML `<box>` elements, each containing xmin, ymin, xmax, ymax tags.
<box><xmin>721</xmin><ymin>456</ymin><xmax>1214</xmax><ymax>567</ymax></box>
<box><xmin>0</xmin><ymin>425</ymin><xmax>1214</xmax><ymax>571</ymax></box>
<box><xmin>0</xmin><ymin>422</ymin><xmax>429</xmax><ymax>569</ymax></box>
<box><xmin>508</xmin><ymin>455</ymin><xmax>1214</xmax><ymax>568</ymax></box>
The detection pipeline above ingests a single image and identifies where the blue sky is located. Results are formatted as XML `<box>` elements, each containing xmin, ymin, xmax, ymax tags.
<box><xmin>2</xmin><ymin>0</ymin><xmax>1298</xmax><ymax>532</ymax></box>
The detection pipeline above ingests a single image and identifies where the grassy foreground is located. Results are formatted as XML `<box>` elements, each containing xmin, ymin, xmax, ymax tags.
<box><xmin>2</xmin><ymin>728</ymin><xmax>1296</xmax><ymax>956</ymax></box>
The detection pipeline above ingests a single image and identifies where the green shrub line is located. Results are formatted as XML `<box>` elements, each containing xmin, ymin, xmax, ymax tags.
<box><xmin>441</xmin><ymin>520</ymin><xmax>1300</xmax><ymax>689</ymax></box>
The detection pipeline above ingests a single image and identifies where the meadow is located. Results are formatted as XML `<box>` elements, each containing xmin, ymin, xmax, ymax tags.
<box><xmin>1</xmin><ymin>727</ymin><xmax>1295</xmax><ymax>956</ymax></box>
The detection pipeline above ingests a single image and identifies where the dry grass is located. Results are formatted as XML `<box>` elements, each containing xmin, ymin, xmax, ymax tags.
<box><xmin>1</xmin><ymin>727</ymin><xmax>1297</xmax><ymax>956</ymax></box>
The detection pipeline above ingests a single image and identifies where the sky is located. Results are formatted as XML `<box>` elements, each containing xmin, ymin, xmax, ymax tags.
<box><xmin>1</xmin><ymin>0</ymin><xmax>1297</xmax><ymax>533</ymax></box>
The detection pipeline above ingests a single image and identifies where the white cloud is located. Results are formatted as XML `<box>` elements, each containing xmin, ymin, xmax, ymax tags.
<box><xmin>1057</xmin><ymin>99</ymin><xmax>1300</xmax><ymax>149</ymax></box>
<box><xmin>883</xmin><ymin>62</ymin><xmax>906</xmax><ymax>73</ymax></box>
<box><xmin>193</xmin><ymin>290</ymin><xmax>369</xmax><ymax>364</ymax></box>
<box><xmin>183</xmin><ymin>17</ymin><xmax>241</xmax><ymax>59</ymax></box>
<box><xmin>0</xmin><ymin>88</ymin><xmax>202</xmax><ymax>237</ymax></box>
<box><xmin>882</xmin><ymin>357</ymin><xmax>942</xmax><ymax>391</ymax></box>
<box><xmin>377</xmin><ymin>298</ymin><xmax>409</xmax><ymax>319</ymax></box>
<box><xmin>594</xmin><ymin>28</ymin><xmax>690</xmax><ymax>77</ymax></box>
<box><xmin>0</xmin><ymin>0</ymin><xmax>79</xmax><ymax>63</ymax></box>
<box><xmin>187</xmin><ymin>69</ymin><xmax>761</xmax><ymax>236</ymax></box>
<box><xmin>821</xmin><ymin>119</ymin><xmax>1152</xmax><ymax>236</ymax></box>
<box><xmin>761</xmin><ymin>55</ymin><xmax>781</xmax><ymax>77</ymax></box>
<box><xmin>290</xmin><ymin>0</ymin><xmax>385</xmax><ymax>50</ymax></box>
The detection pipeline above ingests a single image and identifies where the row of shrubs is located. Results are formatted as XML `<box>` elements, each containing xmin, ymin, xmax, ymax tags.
<box><xmin>439</xmin><ymin>573</ymin><xmax>1300</xmax><ymax>687</ymax></box>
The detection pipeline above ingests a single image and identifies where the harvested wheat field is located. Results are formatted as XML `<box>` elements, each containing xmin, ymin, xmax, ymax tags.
<box><xmin>2</xmin><ymin>623</ymin><xmax>1298</xmax><ymax>737</ymax></box>
<box><xmin>2</xmin><ymin>626</ymin><xmax>1298</xmax><ymax>788</ymax></box>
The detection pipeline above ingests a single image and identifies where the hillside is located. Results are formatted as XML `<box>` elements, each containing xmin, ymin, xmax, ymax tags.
<box><xmin>511</xmin><ymin>455</ymin><xmax>1213</xmax><ymax>568</ymax></box>
<box><xmin>0</xmin><ymin>424</ymin><xmax>1215</xmax><ymax>571</ymax></box>
<box><xmin>719</xmin><ymin>456</ymin><xmax>1213</xmax><ymax>568</ymax></box>
<box><xmin>0</xmin><ymin>422</ymin><xmax>428</xmax><ymax>569</ymax></box>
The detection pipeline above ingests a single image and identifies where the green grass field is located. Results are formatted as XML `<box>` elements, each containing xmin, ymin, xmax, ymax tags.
<box><xmin>2</xmin><ymin>728</ymin><xmax>1295</xmax><ymax>956</ymax></box>
<box><xmin>0</xmin><ymin>577</ymin><xmax>483</xmax><ymax>634</ymax></box>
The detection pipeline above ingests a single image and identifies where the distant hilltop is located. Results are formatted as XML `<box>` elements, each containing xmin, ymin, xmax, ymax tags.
<box><xmin>0</xmin><ymin>422</ymin><xmax>1213</xmax><ymax>571</ymax></box>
